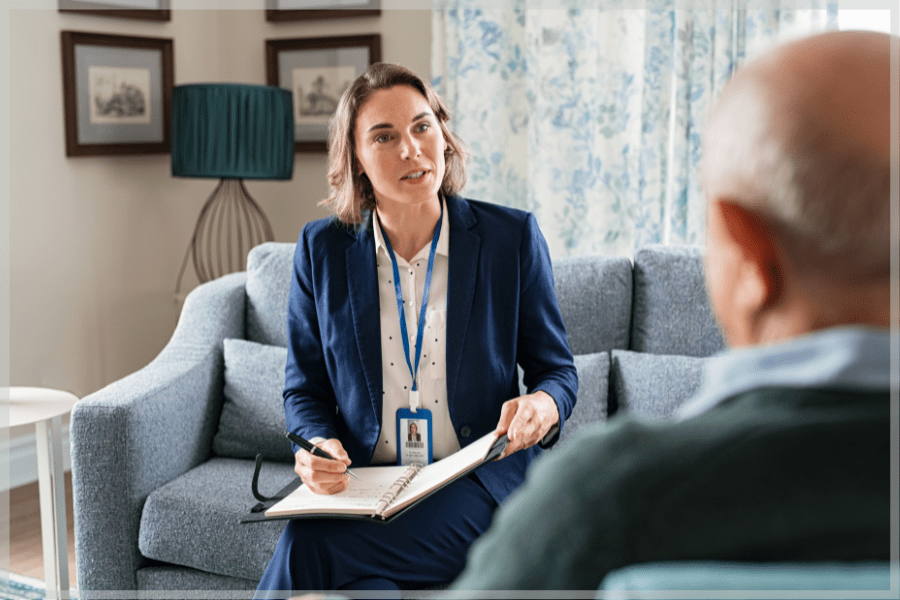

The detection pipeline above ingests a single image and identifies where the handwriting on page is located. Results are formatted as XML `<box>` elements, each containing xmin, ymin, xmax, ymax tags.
<box><xmin>339</xmin><ymin>481</ymin><xmax>393</xmax><ymax>499</ymax></box>
<box><xmin>276</xmin><ymin>465</ymin><xmax>410</xmax><ymax>511</ymax></box>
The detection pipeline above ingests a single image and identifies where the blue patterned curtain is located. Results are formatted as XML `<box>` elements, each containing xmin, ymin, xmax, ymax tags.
<box><xmin>432</xmin><ymin>0</ymin><xmax>837</xmax><ymax>258</ymax></box>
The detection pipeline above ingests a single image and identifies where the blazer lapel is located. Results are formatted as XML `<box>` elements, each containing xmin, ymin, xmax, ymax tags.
<box><xmin>446</xmin><ymin>196</ymin><xmax>480</xmax><ymax>411</ymax></box>
<box><xmin>345</xmin><ymin>223</ymin><xmax>384</xmax><ymax>423</ymax></box>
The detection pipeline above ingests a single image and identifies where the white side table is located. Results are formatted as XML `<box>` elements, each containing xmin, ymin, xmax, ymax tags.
<box><xmin>3</xmin><ymin>387</ymin><xmax>79</xmax><ymax>599</ymax></box>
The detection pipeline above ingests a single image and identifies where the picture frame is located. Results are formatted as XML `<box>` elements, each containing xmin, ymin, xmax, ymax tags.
<box><xmin>266</xmin><ymin>35</ymin><xmax>381</xmax><ymax>153</ymax></box>
<box><xmin>265</xmin><ymin>0</ymin><xmax>380</xmax><ymax>23</ymax></box>
<box><xmin>61</xmin><ymin>31</ymin><xmax>174</xmax><ymax>157</ymax></box>
<box><xmin>59</xmin><ymin>0</ymin><xmax>171</xmax><ymax>22</ymax></box>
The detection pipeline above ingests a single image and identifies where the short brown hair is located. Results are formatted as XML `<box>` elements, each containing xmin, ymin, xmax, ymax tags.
<box><xmin>321</xmin><ymin>63</ymin><xmax>467</xmax><ymax>225</ymax></box>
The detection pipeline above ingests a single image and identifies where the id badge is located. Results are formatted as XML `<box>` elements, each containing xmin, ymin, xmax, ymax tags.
<box><xmin>397</xmin><ymin>407</ymin><xmax>433</xmax><ymax>466</ymax></box>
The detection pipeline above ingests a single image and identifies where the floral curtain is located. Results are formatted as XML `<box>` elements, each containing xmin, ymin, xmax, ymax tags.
<box><xmin>432</xmin><ymin>0</ymin><xmax>838</xmax><ymax>258</ymax></box>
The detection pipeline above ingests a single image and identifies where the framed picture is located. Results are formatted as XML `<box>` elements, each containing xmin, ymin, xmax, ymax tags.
<box><xmin>59</xmin><ymin>0</ymin><xmax>171</xmax><ymax>21</ymax></box>
<box><xmin>266</xmin><ymin>0</ymin><xmax>380</xmax><ymax>22</ymax></box>
<box><xmin>61</xmin><ymin>31</ymin><xmax>174</xmax><ymax>157</ymax></box>
<box><xmin>266</xmin><ymin>35</ymin><xmax>381</xmax><ymax>153</ymax></box>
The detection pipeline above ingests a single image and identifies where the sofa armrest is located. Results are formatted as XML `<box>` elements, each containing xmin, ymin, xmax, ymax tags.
<box><xmin>71</xmin><ymin>273</ymin><xmax>247</xmax><ymax>593</ymax></box>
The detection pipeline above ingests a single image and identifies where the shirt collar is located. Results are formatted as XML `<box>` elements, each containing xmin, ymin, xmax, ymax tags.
<box><xmin>676</xmin><ymin>326</ymin><xmax>894</xmax><ymax>420</ymax></box>
<box><xmin>373</xmin><ymin>197</ymin><xmax>450</xmax><ymax>261</ymax></box>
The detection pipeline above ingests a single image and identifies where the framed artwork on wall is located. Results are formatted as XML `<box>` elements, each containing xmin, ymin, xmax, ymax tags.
<box><xmin>266</xmin><ymin>34</ymin><xmax>381</xmax><ymax>153</ymax></box>
<box><xmin>59</xmin><ymin>0</ymin><xmax>171</xmax><ymax>21</ymax></box>
<box><xmin>265</xmin><ymin>0</ymin><xmax>380</xmax><ymax>22</ymax></box>
<box><xmin>61</xmin><ymin>31</ymin><xmax>174</xmax><ymax>157</ymax></box>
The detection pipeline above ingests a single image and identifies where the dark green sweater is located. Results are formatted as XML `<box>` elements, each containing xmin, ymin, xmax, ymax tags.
<box><xmin>453</xmin><ymin>387</ymin><xmax>890</xmax><ymax>590</ymax></box>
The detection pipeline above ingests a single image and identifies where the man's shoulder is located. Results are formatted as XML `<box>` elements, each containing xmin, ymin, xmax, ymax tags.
<box><xmin>724</xmin><ymin>385</ymin><xmax>890</xmax><ymax>405</ymax></box>
<box><xmin>541</xmin><ymin>386</ymin><xmax>889</xmax><ymax>484</ymax></box>
<box><xmin>456</xmin><ymin>385</ymin><xmax>891</xmax><ymax>591</ymax></box>
<box><xmin>712</xmin><ymin>385</ymin><xmax>890</xmax><ymax>426</ymax></box>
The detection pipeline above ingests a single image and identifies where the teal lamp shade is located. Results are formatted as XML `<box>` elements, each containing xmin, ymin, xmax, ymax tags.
<box><xmin>172</xmin><ymin>83</ymin><xmax>294</xmax><ymax>180</ymax></box>
<box><xmin>171</xmin><ymin>83</ymin><xmax>295</xmax><ymax>294</ymax></box>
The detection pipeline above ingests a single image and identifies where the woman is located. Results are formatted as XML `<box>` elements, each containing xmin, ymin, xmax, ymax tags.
<box><xmin>256</xmin><ymin>63</ymin><xmax>577</xmax><ymax>593</ymax></box>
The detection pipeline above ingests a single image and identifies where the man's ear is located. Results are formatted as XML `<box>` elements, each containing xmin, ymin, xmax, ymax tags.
<box><xmin>713</xmin><ymin>200</ymin><xmax>782</xmax><ymax>311</ymax></box>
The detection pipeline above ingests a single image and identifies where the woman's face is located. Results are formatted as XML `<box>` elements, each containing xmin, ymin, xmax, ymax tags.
<box><xmin>410</xmin><ymin>422</ymin><xmax>418</xmax><ymax>435</ymax></box>
<box><xmin>354</xmin><ymin>85</ymin><xmax>446</xmax><ymax>210</ymax></box>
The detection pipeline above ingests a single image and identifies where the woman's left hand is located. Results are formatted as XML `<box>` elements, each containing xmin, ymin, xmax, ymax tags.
<box><xmin>494</xmin><ymin>391</ymin><xmax>560</xmax><ymax>459</ymax></box>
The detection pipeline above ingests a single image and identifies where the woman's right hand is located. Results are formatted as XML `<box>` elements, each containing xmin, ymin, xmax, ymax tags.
<box><xmin>294</xmin><ymin>438</ymin><xmax>352</xmax><ymax>495</ymax></box>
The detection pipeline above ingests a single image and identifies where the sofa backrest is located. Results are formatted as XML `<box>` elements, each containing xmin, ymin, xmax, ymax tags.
<box><xmin>245</xmin><ymin>242</ymin><xmax>637</xmax><ymax>355</ymax></box>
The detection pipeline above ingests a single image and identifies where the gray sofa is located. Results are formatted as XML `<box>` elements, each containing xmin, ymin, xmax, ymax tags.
<box><xmin>70</xmin><ymin>242</ymin><xmax>725</xmax><ymax>595</ymax></box>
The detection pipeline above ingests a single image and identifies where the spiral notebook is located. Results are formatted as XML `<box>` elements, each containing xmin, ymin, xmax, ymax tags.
<box><xmin>244</xmin><ymin>432</ymin><xmax>507</xmax><ymax>523</ymax></box>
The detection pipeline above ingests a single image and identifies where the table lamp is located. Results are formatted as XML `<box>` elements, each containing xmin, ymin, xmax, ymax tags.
<box><xmin>172</xmin><ymin>83</ymin><xmax>294</xmax><ymax>296</ymax></box>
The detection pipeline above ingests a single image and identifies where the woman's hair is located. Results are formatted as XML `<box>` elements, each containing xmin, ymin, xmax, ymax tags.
<box><xmin>321</xmin><ymin>62</ymin><xmax>467</xmax><ymax>225</ymax></box>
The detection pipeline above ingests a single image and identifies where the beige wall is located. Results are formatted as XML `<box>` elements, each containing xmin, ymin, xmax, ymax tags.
<box><xmin>8</xmin><ymin>7</ymin><xmax>432</xmax><ymax>398</ymax></box>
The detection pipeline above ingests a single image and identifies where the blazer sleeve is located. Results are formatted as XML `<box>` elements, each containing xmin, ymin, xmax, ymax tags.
<box><xmin>516</xmin><ymin>213</ymin><xmax>578</xmax><ymax>447</ymax></box>
<box><xmin>283</xmin><ymin>225</ymin><xmax>340</xmax><ymax>444</ymax></box>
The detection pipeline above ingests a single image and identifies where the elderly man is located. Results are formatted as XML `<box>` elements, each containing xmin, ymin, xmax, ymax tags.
<box><xmin>451</xmin><ymin>30</ymin><xmax>894</xmax><ymax>591</ymax></box>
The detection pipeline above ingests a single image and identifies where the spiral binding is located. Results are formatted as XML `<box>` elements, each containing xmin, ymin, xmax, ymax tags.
<box><xmin>374</xmin><ymin>463</ymin><xmax>423</xmax><ymax>517</ymax></box>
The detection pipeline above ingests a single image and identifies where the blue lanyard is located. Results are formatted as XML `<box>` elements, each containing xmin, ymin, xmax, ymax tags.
<box><xmin>378</xmin><ymin>203</ymin><xmax>443</xmax><ymax>399</ymax></box>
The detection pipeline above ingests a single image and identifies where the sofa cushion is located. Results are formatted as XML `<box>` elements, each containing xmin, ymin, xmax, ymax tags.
<box><xmin>139</xmin><ymin>458</ymin><xmax>294</xmax><ymax>581</ymax></box>
<box><xmin>520</xmin><ymin>352</ymin><xmax>610</xmax><ymax>445</ymax></box>
<box><xmin>212</xmin><ymin>338</ymin><xmax>294</xmax><ymax>463</ymax></box>
<box><xmin>553</xmin><ymin>255</ymin><xmax>632</xmax><ymax>355</ymax></box>
<box><xmin>561</xmin><ymin>352</ymin><xmax>610</xmax><ymax>442</ymax></box>
<box><xmin>610</xmin><ymin>350</ymin><xmax>706</xmax><ymax>419</ymax></box>
<box><xmin>246</xmin><ymin>242</ymin><xmax>294</xmax><ymax>347</ymax></box>
<box><xmin>630</xmin><ymin>245</ymin><xmax>726</xmax><ymax>357</ymax></box>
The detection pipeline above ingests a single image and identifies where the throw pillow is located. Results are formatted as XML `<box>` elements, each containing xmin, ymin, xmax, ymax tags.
<box><xmin>212</xmin><ymin>338</ymin><xmax>294</xmax><ymax>463</ymax></box>
<box><xmin>630</xmin><ymin>245</ymin><xmax>726</xmax><ymax>357</ymax></box>
<box><xmin>610</xmin><ymin>350</ymin><xmax>706</xmax><ymax>419</ymax></box>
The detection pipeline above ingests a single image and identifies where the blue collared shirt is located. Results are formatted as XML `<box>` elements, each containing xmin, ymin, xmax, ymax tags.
<box><xmin>676</xmin><ymin>326</ymin><xmax>894</xmax><ymax>421</ymax></box>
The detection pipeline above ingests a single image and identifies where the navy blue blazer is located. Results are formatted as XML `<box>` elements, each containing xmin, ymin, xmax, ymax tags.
<box><xmin>284</xmin><ymin>195</ymin><xmax>578</xmax><ymax>505</ymax></box>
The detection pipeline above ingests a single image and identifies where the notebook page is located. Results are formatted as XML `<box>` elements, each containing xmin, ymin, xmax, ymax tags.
<box><xmin>382</xmin><ymin>432</ymin><xmax>499</xmax><ymax>517</ymax></box>
<box><xmin>265</xmin><ymin>465</ymin><xmax>410</xmax><ymax>518</ymax></box>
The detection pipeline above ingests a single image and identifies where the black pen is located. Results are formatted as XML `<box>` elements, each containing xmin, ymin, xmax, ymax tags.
<box><xmin>285</xmin><ymin>431</ymin><xmax>360</xmax><ymax>480</ymax></box>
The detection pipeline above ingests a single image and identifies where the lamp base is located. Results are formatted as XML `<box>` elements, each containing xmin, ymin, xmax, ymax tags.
<box><xmin>176</xmin><ymin>178</ymin><xmax>274</xmax><ymax>295</ymax></box>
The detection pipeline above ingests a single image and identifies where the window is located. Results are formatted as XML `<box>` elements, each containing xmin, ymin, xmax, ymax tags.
<box><xmin>838</xmin><ymin>9</ymin><xmax>892</xmax><ymax>34</ymax></box>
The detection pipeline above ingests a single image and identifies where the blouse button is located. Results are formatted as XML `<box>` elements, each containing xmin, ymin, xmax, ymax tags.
<box><xmin>460</xmin><ymin>425</ymin><xmax>472</xmax><ymax>438</ymax></box>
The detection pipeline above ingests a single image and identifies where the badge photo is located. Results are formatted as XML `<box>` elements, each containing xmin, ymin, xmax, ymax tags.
<box><xmin>396</xmin><ymin>407</ymin><xmax>433</xmax><ymax>466</ymax></box>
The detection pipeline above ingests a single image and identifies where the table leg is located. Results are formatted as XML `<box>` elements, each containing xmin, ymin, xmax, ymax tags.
<box><xmin>35</xmin><ymin>415</ymin><xmax>70</xmax><ymax>599</ymax></box>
